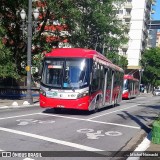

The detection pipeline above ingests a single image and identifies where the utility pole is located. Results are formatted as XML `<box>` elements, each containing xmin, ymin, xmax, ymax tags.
<box><xmin>26</xmin><ymin>0</ymin><xmax>33</xmax><ymax>104</ymax></box>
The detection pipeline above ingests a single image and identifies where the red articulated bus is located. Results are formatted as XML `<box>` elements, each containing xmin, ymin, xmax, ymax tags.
<box><xmin>40</xmin><ymin>48</ymin><xmax>124</xmax><ymax>112</ymax></box>
<box><xmin>122</xmin><ymin>74</ymin><xmax>140</xmax><ymax>99</ymax></box>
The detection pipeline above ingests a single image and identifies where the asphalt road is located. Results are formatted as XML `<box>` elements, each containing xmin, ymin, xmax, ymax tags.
<box><xmin>0</xmin><ymin>94</ymin><xmax>159</xmax><ymax>160</ymax></box>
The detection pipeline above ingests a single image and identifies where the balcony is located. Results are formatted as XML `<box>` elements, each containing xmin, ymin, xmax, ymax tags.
<box><xmin>123</xmin><ymin>14</ymin><xmax>131</xmax><ymax>20</ymax></box>
<box><xmin>152</xmin><ymin>0</ymin><xmax>156</xmax><ymax>5</ymax></box>
<box><xmin>125</xmin><ymin>23</ymin><xmax>131</xmax><ymax>30</ymax></box>
<box><xmin>143</xmin><ymin>29</ymin><xmax>148</xmax><ymax>37</ymax></box>
<box><xmin>124</xmin><ymin>2</ymin><xmax>132</xmax><ymax>9</ymax></box>
<box><xmin>121</xmin><ymin>44</ymin><xmax>129</xmax><ymax>51</ymax></box>
<box><xmin>151</xmin><ymin>9</ymin><xmax>155</xmax><ymax>14</ymax></box>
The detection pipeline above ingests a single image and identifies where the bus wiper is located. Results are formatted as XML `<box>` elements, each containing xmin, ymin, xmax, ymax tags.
<box><xmin>66</xmin><ymin>76</ymin><xmax>75</xmax><ymax>92</ymax></box>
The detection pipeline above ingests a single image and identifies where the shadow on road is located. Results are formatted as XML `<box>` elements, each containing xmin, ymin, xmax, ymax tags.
<box><xmin>122</xmin><ymin>111</ymin><xmax>151</xmax><ymax>133</ymax></box>
<box><xmin>42</xmin><ymin>104</ymin><xmax>118</xmax><ymax>116</ymax></box>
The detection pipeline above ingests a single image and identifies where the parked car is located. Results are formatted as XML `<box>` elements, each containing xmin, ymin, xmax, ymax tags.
<box><xmin>153</xmin><ymin>89</ymin><xmax>160</xmax><ymax>96</ymax></box>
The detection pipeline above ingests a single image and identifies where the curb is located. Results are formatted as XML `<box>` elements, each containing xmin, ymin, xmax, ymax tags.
<box><xmin>126</xmin><ymin>132</ymin><xmax>151</xmax><ymax>160</ymax></box>
<box><xmin>113</xmin><ymin>125</ymin><xmax>152</xmax><ymax>160</ymax></box>
<box><xmin>0</xmin><ymin>102</ymin><xmax>39</xmax><ymax>110</ymax></box>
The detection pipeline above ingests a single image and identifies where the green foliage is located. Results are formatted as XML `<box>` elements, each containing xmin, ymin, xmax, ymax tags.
<box><xmin>47</xmin><ymin>0</ymin><xmax>128</xmax><ymax>52</ymax></box>
<box><xmin>0</xmin><ymin>38</ymin><xmax>19</xmax><ymax>79</ymax></box>
<box><xmin>141</xmin><ymin>47</ymin><xmax>160</xmax><ymax>87</ymax></box>
<box><xmin>0</xmin><ymin>0</ymin><xmax>127</xmax><ymax>81</ymax></box>
<box><xmin>106</xmin><ymin>52</ymin><xmax>128</xmax><ymax>70</ymax></box>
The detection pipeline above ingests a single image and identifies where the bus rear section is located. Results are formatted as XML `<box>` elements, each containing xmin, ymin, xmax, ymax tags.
<box><xmin>122</xmin><ymin>74</ymin><xmax>140</xmax><ymax>99</ymax></box>
<box><xmin>39</xmin><ymin>48</ymin><xmax>124</xmax><ymax>111</ymax></box>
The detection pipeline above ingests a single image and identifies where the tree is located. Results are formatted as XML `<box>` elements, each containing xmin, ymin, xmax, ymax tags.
<box><xmin>47</xmin><ymin>0</ymin><xmax>127</xmax><ymax>51</ymax></box>
<box><xmin>141</xmin><ymin>47</ymin><xmax>160</xmax><ymax>91</ymax></box>
<box><xmin>0</xmin><ymin>30</ymin><xmax>19</xmax><ymax>79</ymax></box>
<box><xmin>0</xmin><ymin>0</ymin><xmax>127</xmax><ymax>81</ymax></box>
<box><xmin>106</xmin><ymin>51</ymin><xmax>128</xmax><ymax>70</ymax></box>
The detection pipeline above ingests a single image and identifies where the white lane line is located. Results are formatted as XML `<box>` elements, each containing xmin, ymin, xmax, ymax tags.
<box><xmin>38</xmin><ymin>113</ymin><xmax>140</xmax><ymax>129</ymax></box>
<box><xmin>0</xmin><ymin>127</ymin><xmax>103</xmax><ymax>152</ymax></box>
<box><xmin>88</xmin><ymin>104</ymin><xmax>139</xmax><ymax>120</ymax></box>
<box><xmin>0</xmin><ymin>113</ymin><xmax>40</xmax><ymax>120</ymax></box>
<box><xmin>126</xmin><ymin>133</ymin><xmax>151</xmax><ymax>160</ymax></box>
<box><xmin>87</xmin><ymin>119</ymin><xmax>140</xmax><ymax>129</ymax></box>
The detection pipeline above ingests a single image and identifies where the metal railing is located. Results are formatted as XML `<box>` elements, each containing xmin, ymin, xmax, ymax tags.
<box><xmin>0</xmin><ymin>86</ymin><xmax>39</xmax><ymax>99</ymax></box>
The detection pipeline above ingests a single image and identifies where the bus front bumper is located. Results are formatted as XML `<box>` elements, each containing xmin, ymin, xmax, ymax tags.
<box><xmin>40</xmin><ymin>94</ymin><xmax>90</xmax><ymax>110</ymax></box>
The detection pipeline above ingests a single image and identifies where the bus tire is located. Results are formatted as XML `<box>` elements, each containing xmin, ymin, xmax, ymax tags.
<box><xmin>93</xmin><ymin>100</ymin><xmax>99</xmax><ymax>113</ymax></box>
<box><xmin>113</xmin><ymin>96</ymin><xmax>118</xmax><ymax>107</ymax></box>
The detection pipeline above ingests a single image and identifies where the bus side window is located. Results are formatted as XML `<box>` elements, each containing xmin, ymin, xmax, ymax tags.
<box><xmin>100</xmin><ymin>65</ymin><xmax>105</xmax><ymax>90</ymax></box>
<box><xmin>91</xmin><ymin>62</ymin><xmax>100</xmax><ymax>92</ymax></box>
<box><xmin>106</xmin><ymin>69</ymin><xmax>112</xmax><ymax>89</ymax></box>
<box><xmin>114</xmin><ymin>71</ymin><xmax>118</xmax><ymax>87</ymax></box>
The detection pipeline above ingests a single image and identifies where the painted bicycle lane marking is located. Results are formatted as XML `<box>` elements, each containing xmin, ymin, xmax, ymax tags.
<box><xmin>77</xmin><ymin>128</ymin><xmax>122</xmax><ymax>139</ymax></box>
<box><xmin>16</xmin><ymin>119</ymin><xmax>55</xmax><ymax>126</ymax></box>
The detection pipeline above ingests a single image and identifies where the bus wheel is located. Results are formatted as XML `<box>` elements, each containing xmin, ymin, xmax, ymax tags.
<box><xmin>93</xmin><ymin>100</ymin><xmax>99</xmax><ymax>113</ymax></box>
<box><xmin>114</xmin><ymin>98</ymin><xmax>118</xmax><ymax>107</ymax></box>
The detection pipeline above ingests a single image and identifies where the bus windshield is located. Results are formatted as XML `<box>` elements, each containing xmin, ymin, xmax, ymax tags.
<box><xmin>41</xmin><ymin>58</ymin><xmax>90</xmax><ymax>89</ymax></box>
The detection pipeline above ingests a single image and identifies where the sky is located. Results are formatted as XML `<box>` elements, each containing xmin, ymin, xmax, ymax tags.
<box><xmin>152</xmin><ymin>0</ymin><xmax>160</xmax><ymax>20</ymax></box>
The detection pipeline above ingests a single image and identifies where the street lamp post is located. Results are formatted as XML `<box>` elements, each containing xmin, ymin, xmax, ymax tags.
<box><xmin>20</xmin><ymin>1</ymin><xmax>39</xmax><ymax>104</ymax></box>
<box><xmin>26</xmin><ymin>0</ymin><xmax>33</xmax><ymax>104</ymax></box>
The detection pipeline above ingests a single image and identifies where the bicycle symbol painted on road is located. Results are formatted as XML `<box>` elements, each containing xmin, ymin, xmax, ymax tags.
<box><xmin>77</xmin><ymin>128</ymin><xmax>122</xmax><ymax>139</ymax></box>
<box><xmin>16</xmin><ymin>119</ymin><xmax>55</xmax><ymax>126</ymax></box>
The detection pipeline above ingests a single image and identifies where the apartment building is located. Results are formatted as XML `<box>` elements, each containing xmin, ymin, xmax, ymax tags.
<box><xmin>156</xmin><ymin>31</ymin><xmax>160</xmax><ymax>47</ymax></box>
<box><xmin>117</xmin><ymin>0</ymin><xmax>156</xmax><ymax>74</ymax></box>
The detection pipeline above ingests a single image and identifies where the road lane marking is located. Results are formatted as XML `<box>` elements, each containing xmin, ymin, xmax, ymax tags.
<box><xmin>87</xmin><ymin>119</ymin><xmax>140</xmax><ymax>129</ymax></box>
<box><xmin>88</xmin><ymin>104</ymin><xmax>139</xmax><ymax>120</ymax></box>
<box><xmin>0</xmin><ymin>127</ymin><xmax>103</xmax><ymax>152</ymax></box>
<box><xmin>105</xmin><ymin>131</ymin><xmax>122</xmax><ymax>136</ymax></box>
<box><xmin>38</xmin><ymin>113</ymin><xmax>140</xmax><ymax>129</ymax></box>
<box><xmin>126</xmin><ymin>133</ymin><xmax>151</xmax><ymax>160</ymax></box>
<box><xmin>16</xmin><ymin>119</ymin><xmax>55</xmax><ymax>126</ymax></box>
<box><xmin>77</xmin><ymin>129</ymin><xmax>123</xmax><ymax>139</ymax></box>
<box><xmin>0</xmin><ymin>113</ymin><xmax>40</xmax><ymax>120</ymax></box>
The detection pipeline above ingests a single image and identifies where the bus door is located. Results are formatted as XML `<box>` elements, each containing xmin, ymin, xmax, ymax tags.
<box><xmin>110</xmin><ymin>70</ymin><xmax>114</xmax><ymax>104</ymax></box>
<box><xmin>102</xmin><ymin>68</ymin><xmax>112</xmax><ymax>105</ymax></box>
<box><xmin>102</xmin><ymin>68</ymin><xmax>108</xmax><ymax>106</ymax></box>
<box><xmin>133</xmin><ymin>82</ymin><xmax>135</xmax><ymax>95</ymax></box>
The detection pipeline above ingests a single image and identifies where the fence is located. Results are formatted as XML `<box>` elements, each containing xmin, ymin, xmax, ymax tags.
<box><xmin>0</xmin><ymin>86</ymin><xmax>39</xmax><ymax>99</ymax></box>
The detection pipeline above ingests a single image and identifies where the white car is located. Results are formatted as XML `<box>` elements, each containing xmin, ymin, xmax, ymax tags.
<box><xmin>153</xmin><ymin>89</ymin><xmax>160</xmax><ymax>96</ymax></box>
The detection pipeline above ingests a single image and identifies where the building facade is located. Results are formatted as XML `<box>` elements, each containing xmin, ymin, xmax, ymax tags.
<box><xmin>117</xmin><ymin>0</ymin><xmax>156</xmax><ymax>74</ymax></box>
<box><xmin>156</xmin><ymin>31</ymin><xmax>160</xmax><ymax>47</ymax></box>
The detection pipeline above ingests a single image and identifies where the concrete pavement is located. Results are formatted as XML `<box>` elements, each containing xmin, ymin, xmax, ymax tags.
<box><xmin>0</xmin><ymin>96</ymin><xmax>39</xmax><ymax>109</ymax></box>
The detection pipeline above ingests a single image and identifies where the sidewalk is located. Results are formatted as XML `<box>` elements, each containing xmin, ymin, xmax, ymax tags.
<box><xmin>138</xmin><ymin>134</ymin><xmax>160</xmax><ymax>160</ymax></box>
<box><xmin>0</xmin><ymin>96</ymin><xmax>39</xmax><ymax>109</ymax></box>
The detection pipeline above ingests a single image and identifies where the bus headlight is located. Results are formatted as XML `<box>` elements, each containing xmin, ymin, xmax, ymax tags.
<box><xmin>40</xmin><ymin>89</ymin><xmax>46</xmax><ymax>96</ymax></box>
<box><xmin>77</xmin><ymin>91</ymin><xmax>89</xmax><ymax>98</ymax></box>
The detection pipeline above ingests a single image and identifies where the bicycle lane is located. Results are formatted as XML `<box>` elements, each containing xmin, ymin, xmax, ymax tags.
<box><xmin>0</xmin><ymin>110</ymin><xmax>140</xmax><ymax>153</ymax></box>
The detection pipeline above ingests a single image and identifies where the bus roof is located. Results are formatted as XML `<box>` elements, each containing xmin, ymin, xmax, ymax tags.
<box><xmin>45</xmin><ymin>48</ymin><xmax>124</xmax><ymax>72</ymax></box>
<box><xmin>45</xmin><ymin>48</ymin><xmax>107</xmax><ymax>59</ymax></box>
<box><xmin>124</xmin><ymin>74</ymin><xmax>139</xmax><ymax>81</ymax></box>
